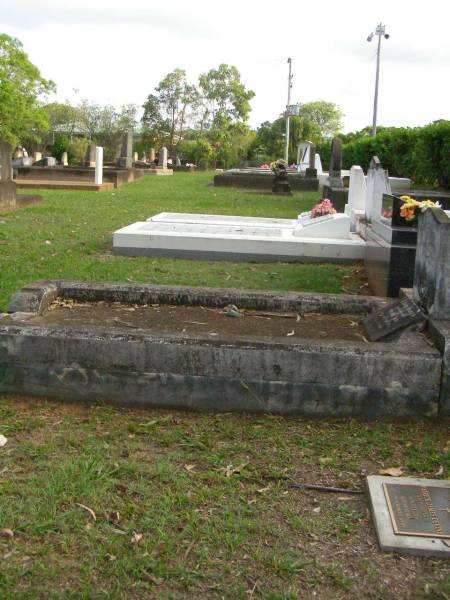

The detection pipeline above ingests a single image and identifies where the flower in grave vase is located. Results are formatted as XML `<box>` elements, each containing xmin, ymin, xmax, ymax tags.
<box><xmin>310</xmin><ymin>198</ymin><xmax>337</xmax><ymax>219</ymax></box>
<box><xmin>399</xmin><ymin>195</ymin><xmax>441</xmax><ymax>222</ymax></box>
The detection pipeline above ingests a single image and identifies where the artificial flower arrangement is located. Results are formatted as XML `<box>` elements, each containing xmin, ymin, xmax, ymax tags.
<box><xmin>399</xmin><ymin>195</ymin><xmax>441</xmax><ymax>221</ymax></box>
<box><xmin>270</xmin><ymin>159</ymin><xmax>288</xmax><ymax>172</ymax></box>
<box><xmin>310</xmin><ymin>198</ymin><xmax>336</xmax><ymax>219</ymax></box>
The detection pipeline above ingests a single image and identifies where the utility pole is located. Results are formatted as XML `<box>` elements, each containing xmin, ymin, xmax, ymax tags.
<box><xmin>367</xmin><ymin>23</ymin><xmax>390</xmax><ymax>137</ymax></box>
<box><xmin>284</xmin><ymin>57</ymin><xmax>293</xmax><ymax>161</ymax></box>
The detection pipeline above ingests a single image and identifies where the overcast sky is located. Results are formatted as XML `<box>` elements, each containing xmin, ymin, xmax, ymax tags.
<box><xmin>2</xmin><ymin>0</ymin><xmax>449</xmax><ymax>132</ymax></box>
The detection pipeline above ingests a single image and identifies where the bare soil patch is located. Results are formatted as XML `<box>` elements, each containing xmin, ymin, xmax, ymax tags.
<box><xmin>27</xmin><ymin>299</ymin><xmax>368</xmax><ymax>342</ymax></box>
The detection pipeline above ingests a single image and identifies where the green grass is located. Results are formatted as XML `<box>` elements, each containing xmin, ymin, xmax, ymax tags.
<box><xmin>0</xmin><ymin>172</ymin><xmax>366</xmax><ymax>311</ymax></box>
<box><xmin>0</xmin><ymin>399</ymin><xmax>448</xmax><ymax>599</ymax></box>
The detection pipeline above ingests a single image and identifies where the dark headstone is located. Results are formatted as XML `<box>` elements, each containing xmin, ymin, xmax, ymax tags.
<box><xmin>328</xmin><ymin>138</ymin><xmax>343</xmax><ymax>189</ymax></box>
<box><xmin>363</xmin><ymin>296</ymin><xmax>426</xmax><ymax>341</ymax></box>
<box><xmin>413</xmin><ymin>208</ymin><xmax>450</xmax><ymax>321</ymax></box>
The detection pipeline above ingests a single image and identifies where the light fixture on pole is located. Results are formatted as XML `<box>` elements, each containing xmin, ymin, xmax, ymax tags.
<box><xmin>284</xmin><ymin>57</ymin><xmax>293</xmax><ymax>162</ymax></box>
<box><xmin>367</xmin><ymin>22</ymin><xmax>390</xmax><ymax>137</ymax></box>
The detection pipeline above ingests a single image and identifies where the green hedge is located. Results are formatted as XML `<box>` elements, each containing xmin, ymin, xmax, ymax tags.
<box><xmin>341</xmin><ymin>122</ymin><xmax>450</xmax><ymax>189</ymax></box>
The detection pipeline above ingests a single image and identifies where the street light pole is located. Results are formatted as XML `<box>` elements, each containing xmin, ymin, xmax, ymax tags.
<box><xmin>284</xmin><ymin>57</ymin><xmax>293</xmax><ymax>161</ymax></box>
<box><xmin>367</xmin><ymin>23</ymin><xmax>389</xmax><ymax>137</ymax></box>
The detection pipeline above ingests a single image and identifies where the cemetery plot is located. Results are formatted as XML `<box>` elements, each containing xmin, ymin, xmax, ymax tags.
<box><xmin>20</xmin><ymin>300</ymin><xmax>368</xmax><ymax>343</ymax></box>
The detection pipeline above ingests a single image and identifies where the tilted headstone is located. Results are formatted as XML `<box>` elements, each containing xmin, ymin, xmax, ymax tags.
<box><xmin>61</xmin><ymin>151</ymin><xmax>68</xmax><ymax>166</ymax></box>
<box><xmin>149</xmin><ymin>148</ymin><xmax>156</xmax><ymax>162</ymax></box>
<box><xmin>328</xmin><ymin>138</ymin><xmax>343</xmax><ymax>188</ymax></box>
<box><xmin>363</xmin><ymin>296</ymin><xmax>425</xmax><ymax>341</ymax></box>
<box><xmin>413</xmin><ymin>207</ymin><xmax>450</xmax><ymax>321</ymax></box>
<box><xmin>345</xmin><ymin>166</ymin><xmax>367</xmax><ymax>218</ymax></box>
<box><xmin>366</xmin><ymin>156</ymin><xmax>391</xmax><ymax>221</ymax></box>
<box><xmin>158</xmin><ymin>147</ymin><xmax>168</xmax><ymax>168</ymax></box>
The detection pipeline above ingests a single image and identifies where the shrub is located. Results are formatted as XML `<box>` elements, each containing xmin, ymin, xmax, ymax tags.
<box><xmin>51</xmin><ymin>134</ymin><xmax>69</xmax><ymax>161</ymax></box>
<box><xmin>67</xmin><ymin>137</ymin><xmax>89</xmax><ymax>165</ymax></box>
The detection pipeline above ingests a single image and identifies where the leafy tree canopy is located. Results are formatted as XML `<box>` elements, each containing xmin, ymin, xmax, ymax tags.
<box><xmin>0</xmin><ymin>34</ymin><xmax>55</xmax><ymax>147</ymax></box>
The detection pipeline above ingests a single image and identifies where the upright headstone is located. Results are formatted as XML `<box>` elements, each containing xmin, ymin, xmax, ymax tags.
<box><xmin>305</xmin><ymin>143</ymin><xmax>317</xmax><ymax>178</ymax></box>
<box><xmin>45</xmin><ymin>157</ymin><xmax>57</xmax><ymax>167</ymax></box>
<box><xmin>149</xmin><ymin>148</ymin><xmax>156</xmax><ymax>162</ymax></box>
<box><xmin>33</xmin><ymin>151</ymin><xmax>42</xmax><ymax>163</ymax></box>
<box><xmin>86</xmin><ymin>142</ymin><xmax>96</xmax><ymax>167</ymax></box>
<box><xmin>297</xmin><ymin>141</ymin><xmax>313</xmax><ymax>171</ymax></box>
<box><xmin>175</xmin><ymin>156</ymin><xmax>181</xmax><ymax>167</ymax></box>
<box><xmin>95</xmin><ymin>146</ymin><xmax>104</xmax><ymax>186</ymax></box>
<box><xmin>158</xmin><ymin>147</ymin><xmax>168</xmax><ymax>169</ymax></box>
<box><xmin>61</xmin><ymin>152</ymin><xmax>68</xmax><ymax>166</ymax></box>
<box><xmin>366</xmin><ymin>156</ymin><xmax>391</xmax><ymax>221</ymax></box>
<box><xmin>345</xmin><ymin>166</ymin><xmax>367</xmax><ymax>219</ymax></box>
<box><xmin>133</xmin><ymin>152</ymin><xmax>138</xmax><ymax>162</ymax></box>
<box><xmin>117</xmin><ymin>131</ymin><xmax>133</xmax><ymax>168</ymax></box>
<box><xmin>14</xmin><ymin>147</ymin><xmax>24</xmax><ymax>159</ymax></box>
<box><xmin>413</xmin><ymin>207</ymin><xmax>450</xmax><ymax>321</ymax></box>
<box><xmin>140</xmin><ymin>153</ymin><xmax>147</xmax><ymax>162</ymax></box>
<box><xmin>328</xmin><ymin>138</ymin><xmax>343</xmax><ymax>189</ymax></box>
<box><xmin>315</xmin><ymin>153</ymin><xmax>323</xmax><ymax>175</ymax></box>
<box><xmin>0</xmin><ymin>142</ymin><xmax>16</xmax><ymax>210</ymax></box>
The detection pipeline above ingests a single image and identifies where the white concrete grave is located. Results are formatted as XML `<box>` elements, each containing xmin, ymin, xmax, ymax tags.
<box><xmin>113</xmin><ymin>212</ymin><xmax>365</xmax><ymax>262</ymax></box>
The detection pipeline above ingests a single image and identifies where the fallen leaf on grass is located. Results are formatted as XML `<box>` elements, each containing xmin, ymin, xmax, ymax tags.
<box><xmin>319</xmin><ymin>456</ymin><xmax>333</xmax><ymax>465</ymax></box>
<box><xmin>131</xmin><ymin>531</ymin><xmax>143</xmax><ymax>544</ymax></box>
<box><xmin>378</xmin><ymin>467</ymin><xmax>404</xmax><ymax>477</ymax></box>
<box><xmin>312</xmin><ymin>507</ymin><xmax>321</xmax><ymax>514</ymax></box>
<box><xmin>184</xmin><ymin>464</ymin><xmax>196</xmax><ymax>472</ymax></box>
<box><xmin>111</xmin><ymin>528</ymin><xmax>127</xmax><ymax>535</ymax></box>
<box><xmin>0</xmin><ymin>240</ymin><xmax>8</xmax><ymax>245</ymax></box>
<box><xmin>0</xmin><ymin>435</ymin><xmax>7</xmax><ymax>447</ymax></box>
<box><xmin>75</xmin><ymin>503</ymin><xmax>97</xmax><ymax>520</ymax></box>
<box><xmin>0</xmin><ymin>528</ymin><xmax>14</xmax><ymax>538</ymax></box>
<box><xmin>222</xmin><ymin>463</ymin><xmax>248</xmax><ymax>477</ymax></box>
<box><xmin>106</xmin><ymin>511</ymin><xmax>120</xmax><ymax>524</ymax></box>
<box><xmin>142</xmin><ymin>571</ymin><xmax>164</xmax><ymax>585</ymax></box>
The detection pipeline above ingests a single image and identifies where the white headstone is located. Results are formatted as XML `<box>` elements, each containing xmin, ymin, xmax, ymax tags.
<box><xmin>315</xmin><ymin>153</ymin><xmax>323</xmax><ymax>175</ymax></box>
<box><xmin>133</xmin><ymin>152</ymin><xmax>138</xmax><ymax>162</ymax></box>
<box><xmin>297</xmin><ymin>141</ymin><xmax>313</xmax><ymax>171</ymax></box>
<box><xmin>95</xmin><ymin>147</ymin><xmax>103</xmax><ymax>185</ymax></box>
<box><xmin>45</xmin><ymin>157</ymin><xmax>56</xmax><ymax>167</ymax></box>
<box><xmin>347</xmin><ymin>166</ymin><xmax>367</xmax><ymax>212</ymax></box>
<box><xmin>366</xmin><ymin>157</ymin><xmax>391</xmax><ymax>222</ymax></box>
<box><xmin>158</xmin><ymin>147</ymin><xmax>168</xmax><ymax>168</ymax></box>
<box><xmin>33</xmin><ymin>151</ymin><xmax>42</xmax><ymax>162</ymax></box>
<box><xmin>61</xmin><ymin>152</ymin><xmax>68</xmax><ymax>166</ymax></box>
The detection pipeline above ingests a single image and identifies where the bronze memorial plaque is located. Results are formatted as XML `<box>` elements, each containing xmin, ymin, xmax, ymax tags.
<box><xmin>383</xmin><ymin>483</ymin><xmax>450</xmax><ymax>538</ymax></box>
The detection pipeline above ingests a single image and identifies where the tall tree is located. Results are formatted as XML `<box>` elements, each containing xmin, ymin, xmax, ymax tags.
<box><xmin>198</xmin><ymin>64</ymin><xmax>255</xmax><ymax>129</ymax></box>
<box><xmin>0</xmin><ymin>34</ymin><xmax>55</xmax><ymax>147</ymax></box>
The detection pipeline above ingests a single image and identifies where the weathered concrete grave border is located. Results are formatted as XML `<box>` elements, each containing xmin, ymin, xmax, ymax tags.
<box><xmin>0</xmin><ymin>280</ymin><xmax>444</xmax><ymax>417</ymax></box>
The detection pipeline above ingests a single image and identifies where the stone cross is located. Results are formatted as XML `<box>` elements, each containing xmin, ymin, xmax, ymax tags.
<box><xmin>158</xmin><ymin>147</ymin><xmax>168</xmax><ymax>168</ymax></box>
<box><xmin>413</xmin><ymin>207</ymin><xmax>450</xmax><ymax>321</ymax></box>
<box><xmin>328</xmin><ymin>138</ymin><xmax>343</xmax><ymax>188</ymax></box>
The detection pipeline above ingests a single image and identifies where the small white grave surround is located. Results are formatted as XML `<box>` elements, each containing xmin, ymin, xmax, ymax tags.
<box><xmin>113</xmin><ymin>212</ymin><xmax>365</xmax><ymax>261</ymax></box>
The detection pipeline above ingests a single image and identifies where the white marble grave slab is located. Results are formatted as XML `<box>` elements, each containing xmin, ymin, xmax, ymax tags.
<box><xmin>113</xmin><ymin>213</ymin><xmax>365</xmax><ymax>262</ymax></box>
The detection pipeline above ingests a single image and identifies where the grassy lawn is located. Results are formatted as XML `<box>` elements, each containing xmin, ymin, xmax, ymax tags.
<box><xmin>0</xmin><ymin>398</ymin><xmax>448</xmax><ymax>599</ymax></box>
<box><xmin>0</xmin><ymin>172</ymin><xmax>366</xmax><ymax>311</ymax></box>
<box><xmin>0</xmin><ymin>173</ymin><xmax>448</xmax><ymax>598</ymax></box>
